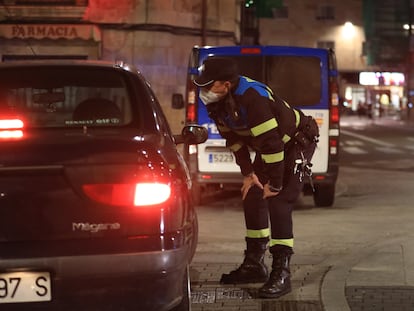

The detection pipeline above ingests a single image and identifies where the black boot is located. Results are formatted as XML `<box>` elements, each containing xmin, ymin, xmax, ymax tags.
<box><xmin>258</xmin><ymin>245</ymin><xmax>293</xmax><ymax>298</ymax></box>
<box><xmin>220</xmin><ymin>237</ymin><xmax>269</xmax><ymax>284</ymax></box>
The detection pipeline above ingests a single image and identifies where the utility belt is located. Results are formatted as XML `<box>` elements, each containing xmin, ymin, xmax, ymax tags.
<box><xmin>293</xmin><ymin>116</ymin><xmax>319</xmax><ymax>191</ymax></box>
<box><xmin>294</xmin><ymin>116</ymin><xmax>319</xmax><ymax>149</ymax></box>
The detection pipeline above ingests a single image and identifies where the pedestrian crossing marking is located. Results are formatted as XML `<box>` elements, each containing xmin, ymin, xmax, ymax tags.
<box><xmin>375</xmin><ymin>147</ymin><xmax>404</xmax><ymax>154</ymax></box>
<box><xmin>342</xmin><ymin>146</ymin><xmax>368</xmax><ymax>155</ymax></box>
<box><xmin>341</xmin><ymin>129</ymin><xmax>394</xmax><ymax>147</ymax></box>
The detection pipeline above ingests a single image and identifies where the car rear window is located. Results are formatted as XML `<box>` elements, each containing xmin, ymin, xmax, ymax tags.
<box><xmin>0</xmin><ymin>66</ymin><xmax>133</xmax><ymax>128</ymax></box>
<box><xmin>216</xmin><ymin>55</ymin><xmax>322</xmax><ymax>107</ymax></box>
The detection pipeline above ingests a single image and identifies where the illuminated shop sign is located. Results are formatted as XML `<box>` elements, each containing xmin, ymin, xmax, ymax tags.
<box><xmin>0</xmin><ymin>24</ymin><xmax>101</xmax><ymax>41</ymax></box>
<box><xmin>359</xmin><ymin>72</ymin><xmax>405</xmax><ymax>86</ymax></box>
<box><xmin>4</xmin><ymin>0</ymin><xmax>87</xmax><ymax>5</ymax></box>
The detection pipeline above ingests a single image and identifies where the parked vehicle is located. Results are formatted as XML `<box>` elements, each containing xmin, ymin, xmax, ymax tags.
<box><xmin>182</xmin><ymin>45</ymin><xmax>340</xmax><ymax>207</ymax></box>
<box><xmin>0</xmin><ymin>60</ymin><xmax>207</xmax><ymax>311</ymax></box>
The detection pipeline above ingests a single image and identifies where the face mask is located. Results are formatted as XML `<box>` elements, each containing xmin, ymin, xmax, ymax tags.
<box><xmin>199</xmin><ymin>89</ymin><xmax>224</xmax><ymax>105</ymax></box>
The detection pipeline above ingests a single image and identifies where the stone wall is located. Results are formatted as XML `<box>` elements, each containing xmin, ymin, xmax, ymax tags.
<box><xmin>89</xmin><ymin>0</ymin><xmax>239</xmax><ymax>133</ymax></box>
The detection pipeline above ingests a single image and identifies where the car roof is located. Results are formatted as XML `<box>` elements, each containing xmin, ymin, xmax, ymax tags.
<box><xmin>0</xmin><ymin>59</ymin><xmax>140</xmax><ymax>75</ymax></box>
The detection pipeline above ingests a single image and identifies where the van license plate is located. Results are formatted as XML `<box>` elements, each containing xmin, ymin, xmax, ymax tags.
<box><xmin>0</xmin><ymin>272</ymin><xmax>51</xmax><ymax>303</ymax></box>
<box><xmin>209</xmin><ymin>153</ymin><xmax>234</xmax><ymax>163</ymax></box>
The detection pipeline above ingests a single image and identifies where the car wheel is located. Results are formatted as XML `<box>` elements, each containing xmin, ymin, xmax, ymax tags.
<box><xmin>172</xmin><ymin>265</ymin><xmax>191</xmax><ymax>311</ymax></box>
<box><xmin>313</xmin><ymin>184</ymin><xmax>335</xmax><ymax>207</ymax></box>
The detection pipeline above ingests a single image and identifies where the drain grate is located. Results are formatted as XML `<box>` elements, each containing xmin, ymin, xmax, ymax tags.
<box><xmin>192</xmin><ymin>288</ymin><xmax>322</xmax><ymax>311</ymax></box>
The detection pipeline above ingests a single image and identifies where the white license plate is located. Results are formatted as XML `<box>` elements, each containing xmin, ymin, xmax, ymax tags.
<box><xmin>208</xmin><ymin>153</ymin><xmax>234</xmax><ymax>163</ymax></box>
<box><xmin>0</xmin><ymin>271</ymin><xmax>51</xmax><ymax>303</ymax></box>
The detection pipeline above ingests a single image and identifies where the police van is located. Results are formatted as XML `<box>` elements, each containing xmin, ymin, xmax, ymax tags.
<box><xmin>183</xmin><ymin>45</ymin><xmax>340</xmax><ymax>207</ymax></box>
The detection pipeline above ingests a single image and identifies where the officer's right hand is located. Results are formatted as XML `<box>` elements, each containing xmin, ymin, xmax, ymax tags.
<box><xmin>241</xmin><ymin>173</ymin><xmax>263</xmax><ymax>200</ymax></box>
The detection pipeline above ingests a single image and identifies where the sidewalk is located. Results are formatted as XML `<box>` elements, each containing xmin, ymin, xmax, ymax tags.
<box><xmin>190</xmin><ymin>235</ymin><xmax>414</xmax><ymax>310</ymax></box>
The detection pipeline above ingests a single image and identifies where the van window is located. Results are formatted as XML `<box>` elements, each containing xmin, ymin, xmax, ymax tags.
<box><xmin>210</xmin><ymin>55</ymin><xmax>322</xmax><ymax>108</ymax></box>
<box><xmin>266</xmin><ymin>56</ymin><xmax>322</xmax><ymax>107</ymax></box>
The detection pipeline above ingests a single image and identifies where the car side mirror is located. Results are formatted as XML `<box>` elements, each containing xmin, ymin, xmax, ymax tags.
<box><xmin>174</xmin><ymin>124</ymin><xmax>208</xmax><ymax>145</ymax></box>
<box><xmin>171</xmin><ymin>93</ymin><xmax>184</xmax><ymax>109</ymax></box>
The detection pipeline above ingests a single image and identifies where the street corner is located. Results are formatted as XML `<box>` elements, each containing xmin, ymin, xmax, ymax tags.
<box><xmin>189</xmin><ymin>262</ymin><xmax>329</xmax><ymax>310</ymax></box>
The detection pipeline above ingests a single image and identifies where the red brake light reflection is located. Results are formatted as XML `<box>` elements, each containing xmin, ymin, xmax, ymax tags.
<box><xmin>0</xmin><ymin>119</ymin><xmax>24</xmax><ymax>129</ymax></box>
<box><xmin>134</xmin><ymin>183</ymin><xmax>171</xmax><ymax>206</ymax></box>
<box><xmin>0</xmin><ymin>118</ymin><xmax>24</xmax><ymax>139</ymax></box>
<box><xmin>82</xmin><ymin>183</ymin><xmax>171</xmax><ymax>207</ymax></box>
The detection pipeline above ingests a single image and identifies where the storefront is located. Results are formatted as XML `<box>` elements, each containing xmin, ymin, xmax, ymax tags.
<box><xmin>0</xmin><ymin>24</ymin><xmax>101</xmax><ymax>61</ymax></box>
<box><xmin>343</xmin><ymin>71</ymin><xmax>406</xmax><ymax>119</ymax></box>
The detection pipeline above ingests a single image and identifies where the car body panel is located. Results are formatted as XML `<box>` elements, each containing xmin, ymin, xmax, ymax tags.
<box><xmin>0</xmin><ymin>60</ymin><xmax>200</xmax><ymax>310</ymax></box>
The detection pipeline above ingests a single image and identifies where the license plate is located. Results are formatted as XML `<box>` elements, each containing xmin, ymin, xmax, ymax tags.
<box><xmin>208</xmin><ymin>153</ymin><xmax>234</xmax><ymax>163</ymax></box>
<box><xmin>0</xmin><ymin>271</ymin><xmax>51</xmax><ymax>303</ymax></box>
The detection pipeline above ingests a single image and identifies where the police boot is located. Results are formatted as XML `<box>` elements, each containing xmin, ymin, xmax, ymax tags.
<box><xmin>258</xmin><ymin>245</ymin><xmax>293</xmax><ymax>298</ymax></box>
<box><xmin>220</xmin><ymin>237</ymin><xmax>268</xmax><ymax>284</ymax></box>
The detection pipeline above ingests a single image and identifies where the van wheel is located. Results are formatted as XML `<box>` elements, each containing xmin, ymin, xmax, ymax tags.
<box><xmin>172</xmin><ymin>265</ymin><xmax>192</xmax><ymax>311</ymax></box>
<box><xmin>313</xmin><ymin>184</ymin><xmax>335</xmax><ymax>207</ymax></box>
<box><xmin>191</xmin><ymin>182</ymin><xmax>202</xmax><ymax>206</ymax></box>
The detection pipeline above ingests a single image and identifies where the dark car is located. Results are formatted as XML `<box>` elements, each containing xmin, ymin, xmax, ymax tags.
<box><xmin>0</xmin><ymin>60</ymin><xmax>207</xmax><ymax>311</ymax></box>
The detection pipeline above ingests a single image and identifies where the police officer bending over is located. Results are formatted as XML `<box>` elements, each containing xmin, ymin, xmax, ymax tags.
<box><xmin>193</xmin><ymin>57</ymin><xmax>319</xmax><ymax>298</ymax></box>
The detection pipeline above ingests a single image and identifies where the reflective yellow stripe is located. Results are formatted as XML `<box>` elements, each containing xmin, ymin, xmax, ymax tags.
<box><xmin>283</xmin><ymin>100</ymin><xmax>291</xmax><ymax>108</ymax></box>
<box><xmin>251</xmin><ymin>118</ymin><xmax>278</xmax><ymax>137</ymax></box>
<box><xmin>246</xmin><ymin>228</ymin><xmax>270</xmax><ymax>239</ymax></box>
<box><xmin>261</xmin><ymin>151</ymin><xmax>284</xmax><ymax>163</ymax></box>
<box><xmin>294</xmin><ymin>109</ymin><xmax>300</xmax><ymax>128</ymax></box>
<box><xmin>270</xmin><ymin>238</ymin><xmax>294</xmax><ymax>248</ymax></box>
<box><xmin>282</xmin><ymin>134</ymin><xmax>291</xmax><ymax>143</ymax></box>
<box><xmin>218</xmin><ymin>124</ymin><xmax>230</xmax><ymax>132</ymax></box>
<box><xmin>229</xmin><ymin>142</ymin><xmax>242</xmax><ymax>152</ymax></box>
<box><xmin>265</xmin><ymin>87</ymin><xmax>275</xmax><ymax>101</ymax></box>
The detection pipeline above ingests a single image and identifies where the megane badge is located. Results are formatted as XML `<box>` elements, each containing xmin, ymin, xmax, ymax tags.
<box><xmin>72</xmin><ymin>222</ymin><xmax>121</xmax><ymax>233</ymax></box>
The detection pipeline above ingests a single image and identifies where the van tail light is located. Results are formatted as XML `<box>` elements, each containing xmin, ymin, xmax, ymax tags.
<box><xmin>240</xmin><ymin>47</ymin><xmax>262</xmax><ymax>54</ymax></box>
<box><xmin>82</xmin><ymin>183</ymin><xmax>171</xmax><ymax>207</ymax></box>
<box><xmin>331</xmin><ymin>105</ymin><xmax>339</xmax><ymax>123</ymax></box>
<box><xmin>329</xmin><ymin>77</ymin><xmax>340</xmax><ymax>155</ymax></box>
<box><xmin>329</xmin><ymin>78</ymin><xmax>340</xmax><ymax>127</ymax></box>
<box><xmin>186</xmin><ymin>81</ymin><xmax>197</xmax><ymax>123</ymax></box>
<box><xmin>0</xmin><ymin>118</ymin><xmax>24</xmax><ymax>139</ymax></box>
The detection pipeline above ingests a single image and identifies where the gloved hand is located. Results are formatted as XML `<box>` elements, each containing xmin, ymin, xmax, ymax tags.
<box><xmin>241</xmin><ymin>173</ymin><xmax>263</xmax><ymax>200</ymax></box>
<box><xmin>263</xmin><ymin>183</ymin><xmax>281</xmax><ymax>199</ymax></box>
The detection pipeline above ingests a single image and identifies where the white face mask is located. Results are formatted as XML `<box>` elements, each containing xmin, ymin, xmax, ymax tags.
<box><xmin>199</xmin><ymin>89</ymin><xmax>223</xmax><ymax>105</ymax></box>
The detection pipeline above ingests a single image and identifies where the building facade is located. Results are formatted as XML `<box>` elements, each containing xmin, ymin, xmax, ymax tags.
<box><xmin>0</xmin><ymin>0</ymin><xmax>408</xmax><ymax>128</ymax></box>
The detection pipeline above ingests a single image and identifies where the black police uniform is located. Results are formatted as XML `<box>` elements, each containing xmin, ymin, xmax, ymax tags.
<box><xmin>194</xmin><ymin>58</ymin><xmax>318</xmax><ymax>299</ymax></box>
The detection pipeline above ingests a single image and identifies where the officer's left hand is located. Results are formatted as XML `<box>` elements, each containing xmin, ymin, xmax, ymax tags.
<box><xmin>241</xmin><ymin>173</ymin><xmax>263</xmax><ymax>200</ymax></box>
<box><xmin>263</xmin><ymin>183</ymin><xmax>280</xmax><ymax>199</ymax></box>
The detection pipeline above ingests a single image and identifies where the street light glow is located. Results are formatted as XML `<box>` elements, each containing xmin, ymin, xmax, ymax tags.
<box><xmin>342</xmin><ymin>21</ymin><xmax>355</xmax><ymax>39</ymax></box>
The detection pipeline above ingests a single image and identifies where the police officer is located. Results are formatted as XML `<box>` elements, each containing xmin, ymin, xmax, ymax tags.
<box><xmin>193</xmin><ymin>57</ymin><xmax>318</xmax><ymax>298</ymax></box>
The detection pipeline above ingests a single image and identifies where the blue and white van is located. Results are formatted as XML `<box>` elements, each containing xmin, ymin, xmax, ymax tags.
<box><xmin>183</xmin><ymin>45</ymin><xmax>340</xmax><ymax>207</ymax></box>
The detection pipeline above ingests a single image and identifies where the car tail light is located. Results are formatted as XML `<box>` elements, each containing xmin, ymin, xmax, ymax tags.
<box><xmin>0</xmin><ymin>118</ymin><xmax>24</xmax><ymax>139</ymax></box>
<box><xmin>82</xmin><ymin>183</ymin><xmax>171</xmax><ymax>207</ymax></box>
